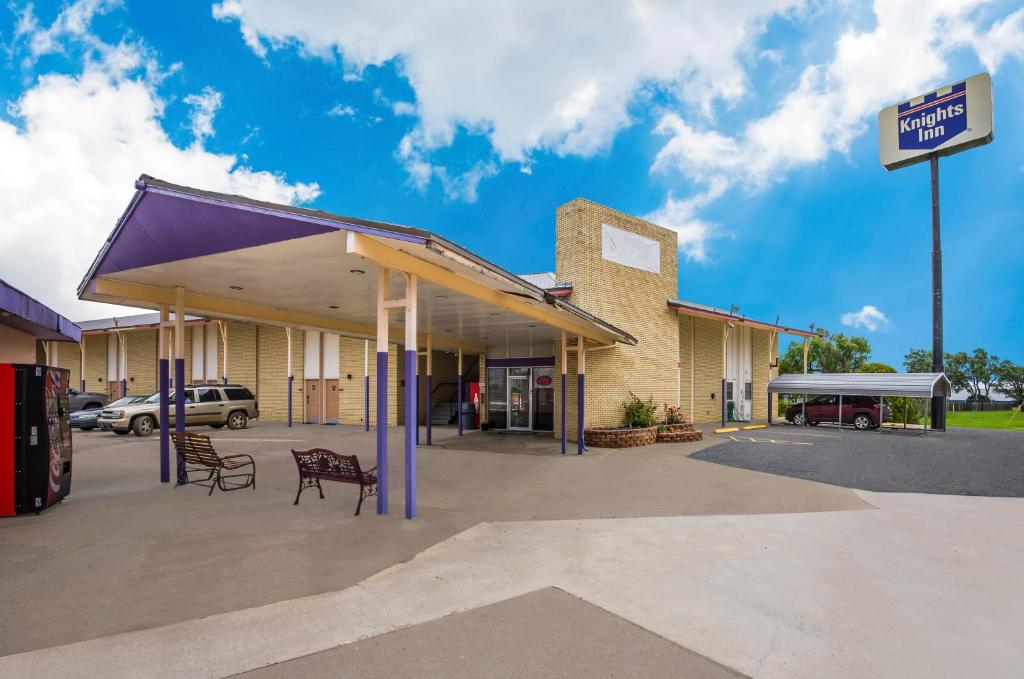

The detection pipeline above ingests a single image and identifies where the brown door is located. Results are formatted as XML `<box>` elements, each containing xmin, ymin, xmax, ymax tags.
<box><xmin>107</xmin><ymin>381</ymin><xmax>121</xmax><ymax>399</ymax></box>
<box><xmin>325</xmin><ymin>380</ymin><xmax>339</xmax><ymax>424</ymax></box>
<box><xmin>305</xmin><ymin>380</ymin><xmax>320</xmax><ymax>423</ymax></box>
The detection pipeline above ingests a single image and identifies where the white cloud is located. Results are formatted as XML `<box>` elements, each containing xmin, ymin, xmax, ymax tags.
<box><xmin>0</xmin><ymin>2</ymin><xmax>319</xmax><ymax>321</ymax></box>
<box><xmin>841</xmin><ymin>305</ymin><xmax>891</xmax><ymax>332</ymax></box>
<box><xmin>327</xmin><ymin>103</ymin><xmax>356</xmax><ymax>117</ymax></box>
<box><xmin>644</xmin><ymin>177</ymin><xmax>730</xmax><ymax>262</ymax></box>
<box><xmin>183</xmin><ymin>86</ymin><xmax>223</xmax><ymax>142</ymax></box>
<box><xmin>210</xmin><ymin>1</ymin><xmax>801</xmax><ymax>187</ymax></box>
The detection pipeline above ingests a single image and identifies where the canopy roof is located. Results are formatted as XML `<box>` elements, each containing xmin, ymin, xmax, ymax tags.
<box><xmin>0</xmin><ymin>279</ymin><xmax>80</xmax><ymax>342</ymax></box>
<box><xmin>768</xmin><ymin>372</ymin><xmax>952</xmax><ymax>398</ymax></box>
<box><xmin>78</xmin><ymin>176</ymin><xmax>636</xmax><ymax>352</ymax></box>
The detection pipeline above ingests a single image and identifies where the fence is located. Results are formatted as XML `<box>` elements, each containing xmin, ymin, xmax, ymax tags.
<box><xmin>947</xmin><ymin>400</ymin><xmax>1020</xmax><ymax>412</ymax></box>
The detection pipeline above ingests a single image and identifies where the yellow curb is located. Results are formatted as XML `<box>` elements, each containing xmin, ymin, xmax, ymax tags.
<box><xmin>714</xmin><ymin>427</ymin><xmax>740</xmax><ymax>433</ymax></box>
<box><xmin>742</xmin><ymin>424</ymin><xmax>767</xmax><ymax>430</ymax></box>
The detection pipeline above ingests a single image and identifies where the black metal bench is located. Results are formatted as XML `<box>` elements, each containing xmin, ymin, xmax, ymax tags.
<box><xmin>171</xmin><ymin>432</ymin><xmax>255</xmax><ymax>495</ymax></box>
<box><xmin>291</xmin><ymin>448</ymin><xmax>377</xmax><ymax>515</ymax></box>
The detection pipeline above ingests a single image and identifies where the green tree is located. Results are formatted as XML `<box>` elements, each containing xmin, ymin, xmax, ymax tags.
<box><xmin>946</xmin><ymin>348</ymin><xmax>1001</xmax><ymax>401</ymax></box>
<box><xmin>778</xmin><ymin>332</ymin><xmax>872</xmax><ymax>374</ymax></box>
<box><xmin>903</xmin><ymin>348</ymin><xmax>933</xmax><ymax>373</ymax></box>
<box><xmin>994</xmin><ymin>362</ymin><xmax>1024</xmax><ymax>404</ymax></box>
<box><xmin>860</xmin><ymin>362</ymin><xmax>896</xmax><ymax>374</ymax></box>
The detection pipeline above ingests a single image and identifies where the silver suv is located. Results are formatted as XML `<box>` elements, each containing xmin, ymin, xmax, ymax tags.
<box><xmin>98</xmin><ymin>384</ymin><xmax>259</xmax><ymax>436</ymax></box>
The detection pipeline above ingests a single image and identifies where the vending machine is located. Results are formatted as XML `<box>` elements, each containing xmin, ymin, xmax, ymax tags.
<box><xmin>0</xmin><ymin>364</ymin><xmax>73</xmax><ymax>516</ymax></box>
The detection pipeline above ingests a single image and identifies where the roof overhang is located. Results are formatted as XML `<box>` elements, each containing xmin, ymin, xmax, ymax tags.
<box><xmin>78</xmin><ymin>176</ymin><xmax>636</xmax><ymax>352</ymax></box>
<box><xmin>668</xmin><ymin>299</ymin><xmax>815</xmax><ymax>338</ymax></box>
<box><xmin>767</xmin><ymin>372</ymin><xmax>953</xmax><ymax>398</ymax></box>
<box><xmin>0</xmin><ymin>279</ymin><xmax>80</xmax><ymax>343</ymax></box>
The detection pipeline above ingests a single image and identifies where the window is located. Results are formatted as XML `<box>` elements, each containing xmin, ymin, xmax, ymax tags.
<box><xmin>725</xmin><ymin>382</ymin><xmax>734</xmax><ymax>400</ymax></box>
<box><xmin>744</xmin><ymin>382</ymin><xmax>752</xmax><ymax>400</ymax></box>
<box><xmin>224</xmin><ymin>387</ymin><xmax>254</xmax><ymax>401</ymax></box>
<box><xmin>197</xmin><ymin>388</ymin><xmax>222</xmax><ymax>403</ymax></box>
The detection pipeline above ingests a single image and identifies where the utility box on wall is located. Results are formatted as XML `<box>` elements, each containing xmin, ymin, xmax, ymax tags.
<box><xmin>0</xmin><ymin>364</ymin><xmax>73</xmax><ymax>516</ymax></box>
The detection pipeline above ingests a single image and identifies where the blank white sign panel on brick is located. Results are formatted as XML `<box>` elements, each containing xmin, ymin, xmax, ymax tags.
<box><xmin>601</xmin><ymin>223</ymin><xmax>660</xmax><ymax>274</ymax></box>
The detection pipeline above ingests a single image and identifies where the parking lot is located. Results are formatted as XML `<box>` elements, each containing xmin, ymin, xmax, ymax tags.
<box><xmin>694</xmin><ymin>425</ymin><xmax>1024</xmax><ymax>497</ymax></box>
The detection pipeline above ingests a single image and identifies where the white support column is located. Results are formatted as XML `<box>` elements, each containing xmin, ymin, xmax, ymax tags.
<box><xmin>425</xmin><ymin>333</ymin><xmax>433</xmax><ymax>446</ymax></box>
<box><xmin>79</xmin><ymin>340</ymin><xmax>86</xmax><ymax>392</ymax></box>
<box><xmin>376</xmin><ymin>268</ymin><xmax>390</xmax><ymax>515</ymax></box>
<box><xmin>690</xmin><ymin>316</ymin><xmax>696</xmax><ymax>421</ymax></box>
<box><xmin>803</xmin><ymin>337</ymin><xmax>810</xmax><ymax>374</ymax></box>
<box><xmin>577</xmin><ymin>335</ymin><xmax>586</xmax><ymax>454</ymax></box>
<box><xmin>560</xmin><ymin>332</ymin><xmax>567</xmax><ymax>454</ymax></box>
<box><xmin>218</xmin><ymin>321</ymin><xmax>228</xmax><ymax>384</ymax></box>
<box><xmin>404</xmin><ymin>273</ymin><xmax>418</xmax><ymax>519</ymax></box>
<box><xmin>285</xmin><ymin>326</ymin><xmax>294</xmax><ymax>427</ymax></box>
<box><xmin>364</xmin><ymin>339</ymin><xmax>370</xmax><ymax>432</ymax></box>
<box><xmin>173</xmin><ymin>286</ymin><xmax>186</xmax><ymax>483</ymax></box>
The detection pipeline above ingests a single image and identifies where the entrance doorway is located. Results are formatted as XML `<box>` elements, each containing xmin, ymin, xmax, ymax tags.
<box><xmin>305</xmin><ymin>380</ymin><xmax>320</xmax><ymax>424</ymax></box>
<box><xmin>486</xmin><ymin>362</ymin><xmax>554</xmax><ymax>432</ymax></box>
<box><xmin>508</xmin><ymin>371</ymin><xmax>531</xmax><ymax>430</ymax></box>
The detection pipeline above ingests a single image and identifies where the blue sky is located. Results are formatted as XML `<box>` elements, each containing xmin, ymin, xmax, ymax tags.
<box><xmin>1</xmin><ymin>1</ymin><xmax>1021</xmax><ymax>368</ymax></box>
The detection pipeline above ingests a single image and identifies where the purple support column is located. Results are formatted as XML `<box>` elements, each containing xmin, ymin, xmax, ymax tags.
<box><xmin>159</xmin><ymin>359</ymin><xmax>169</xmax><ymax>483</ymax></box>
<box><xmin>577</xmin><ymin>373</ymin><xmax>585</xmax><ymax>455</ymax></box>
<box><xmin>457</xmin><ymin>374</ymin><xmax>464</xmax><ymax>436</ymax></box>
<box><xmin>364</xmin><ymin>375</ymin><xmax>370</xmax><ymax>432</ymax></box>
<box><xmin>287</xmin><ymin>375</ymin><xmax>293</xmax><ymax>427</ymax></box>
<box><xmin>223</xmin><ymin>376</ymin><xmax>228</xmax><ymax>385</ymax></box>
<box><xmin>376</xmin><ymin>352</ymin><xmax>388</xmax><ymax>515</ymax></box>
<box><xmin>415</xmin><ymin>375</ymin><xmax>420</xmax><ymax>445</ymax></box>
<box><xmin>426</xmin><ymin>374</ymin><xmax>432</xmax><ymax>446</ymax></box>
<box><xmin>561</xmin><ymin>374</ymin><xmax>567</xmax><ymax>454</ymax></box>
<box><xmin>80</xmin><ymin>379</ymin><xmax>85</xmax><ymax>393</ymax></box>
<box><xmin>121</xmin><ymin>379</ymin><xmax>127</xmax><ymax>398</ymax></box>
<box><xmin>174</xmin><ymin>358</ymin><xmax>186</xmax><ymax>484</ymax></box>
<box><xmin>404</xmin><ymin>349</ymin><xmax>417</xmax><ymax>519</ymax></box>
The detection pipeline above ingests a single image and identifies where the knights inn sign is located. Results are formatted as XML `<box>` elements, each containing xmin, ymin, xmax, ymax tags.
<box><xmin>878</xmin><ymin>72</ymin><xmax>994</xmax><ymax>432</ymax></box>
<box><xmin>879</xmin><ymin>72</ymin><xmax>993</xmax><ymax>171</ymax></box>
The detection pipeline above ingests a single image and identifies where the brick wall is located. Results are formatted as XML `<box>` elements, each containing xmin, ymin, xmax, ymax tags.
<box><xmin>679</xmin><ymin>315</ymin><xmax>726</xmax><ymax>424</ymax></box>
<box><xmin>82</xmin><ymin>334</ymin><xmax>106</xmax><ymax>391</ymax></box>
<box><xmin>256</xmin><ymin>326</ymin><xmax>304</xmax><ymax>421</ymax></box>
<box><xmin>56</xmin><ymin>342</ymin><xmax>81</xmax><ymax>389</ymax></box>
<box><xmin>337</xmin><ymin>338</ymin><xmax>398</xmax><ymax>426</ymax></box>
<box><xmin>554</xmin><ymin>198</ymin><xmax>680</xmax><ymax>436</ymax></box>
<box><xmin>125</xmin><ymin>329</ymin><xmax>157</xmax><ymax>396</ymax></box>
<box><xmin>225</xmin><ymin>321</ymin><xmax>257</xmax><ymax>392</ymax></box>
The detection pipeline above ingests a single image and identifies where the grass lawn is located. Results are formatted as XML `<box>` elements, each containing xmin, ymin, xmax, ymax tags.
<box><xmin>946</xmin><ymin>410</ymin><xmax>1024</xmax><ymax>430</ymax></box>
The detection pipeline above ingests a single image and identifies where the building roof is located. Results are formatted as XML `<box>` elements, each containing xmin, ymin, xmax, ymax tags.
<box><xmin>768</xmin><ymin>372</ymin><xmax>952</xmax><ymax>398</ymax></box>
<box><xmin>77</xmin><ymin>175</ymin><xmax>637</xmax><ymax>349</ymax></box>
<box><xmin>668</xmin><ymin>299</ymin><xmax>816</xmax><ymax>338</ymax></box>
<box><xmin>77</xmin><ymin>312</ymin><xmax>205</xmax><ymax>333</ymax></box>
<box><xmin>0</xmin><ymin>278</ymin><xmax>80</xmax><ymax>342</ymax></box>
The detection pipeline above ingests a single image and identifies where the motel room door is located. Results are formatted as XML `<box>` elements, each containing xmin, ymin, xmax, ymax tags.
<box><xmin>304</xmin><ymin>380</ymin><xmax>320</xmax><ymax>424</ymax></box>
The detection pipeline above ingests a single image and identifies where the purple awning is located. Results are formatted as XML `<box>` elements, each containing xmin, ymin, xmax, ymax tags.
<box><xmin>0</xmin><ymin>279</ymin><xmax>81</xmax><ymax>342</ymax></box>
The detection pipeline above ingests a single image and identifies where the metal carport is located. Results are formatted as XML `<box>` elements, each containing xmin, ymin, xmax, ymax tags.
<box><xmin>767</xmin><ymin>372</ymin><xmax>952</xmax><ymax>432</ymax></box>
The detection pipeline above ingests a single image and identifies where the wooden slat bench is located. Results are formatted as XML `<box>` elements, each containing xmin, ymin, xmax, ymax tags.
<box><xmin>291</xmin><ymin>448</ymin><xmax>377</xmax><ymax>515</ymax></box>
<box><xmin>171</xmin><ymin>432</ymin><xmax>256</xmax><ymax>495</ymax></box>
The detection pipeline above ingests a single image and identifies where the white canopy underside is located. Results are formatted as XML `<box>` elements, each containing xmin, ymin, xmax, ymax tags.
<box><xmin>768</xmin><ymin>373</ymin><xmax>952</xmax><ymax>399</ymax></box>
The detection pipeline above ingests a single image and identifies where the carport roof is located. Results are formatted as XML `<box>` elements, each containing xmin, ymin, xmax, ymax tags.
<box><xmin>0</xmin><ymin>278</ymin><xmax>80</xmax><ymax>342</ymax></box>
<box><xmin>768</xmin><ymin>372</ymin><xmax>952</xmax><ymax>398</ymax></box>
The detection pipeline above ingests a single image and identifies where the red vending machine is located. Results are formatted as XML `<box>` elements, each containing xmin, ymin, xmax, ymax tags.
<box><xmin>0</xmin><ymin>364</ymin><xmax>73</xmax><ymax>516</ymax></box>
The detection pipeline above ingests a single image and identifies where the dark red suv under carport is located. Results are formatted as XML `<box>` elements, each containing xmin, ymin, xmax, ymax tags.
<box><xmin>784</xmin><ymin>395</ymin><xmax>891</xmax><ymax>430</ymax></box>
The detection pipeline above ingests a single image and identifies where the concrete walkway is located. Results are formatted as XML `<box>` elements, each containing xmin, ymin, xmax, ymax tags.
<box><xmin>3</xmin><ymin>490</ymin><xmax>1022</xmax><ymax>678</ymax></box>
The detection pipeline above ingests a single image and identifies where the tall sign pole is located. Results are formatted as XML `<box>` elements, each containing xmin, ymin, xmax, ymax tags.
<box><xmin>879</xmin><ymin>72</ymin><xmax>994</xmax><ymax>431</ymax></box>
<box><xmin>929</xmin><ymin>154</ymin><xmax>944</xmax><ymax>429</ymax></box>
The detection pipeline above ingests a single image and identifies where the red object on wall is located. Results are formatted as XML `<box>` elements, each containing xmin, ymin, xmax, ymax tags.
<box><xmin>0</xmin><ymin>364</ymin><xmax>14</xmax><ymax>517</ymax></box>
<box><xmin>468</xmin><ymin>381</ymin><xmax>480</xmax><ymax>428</ymax></box>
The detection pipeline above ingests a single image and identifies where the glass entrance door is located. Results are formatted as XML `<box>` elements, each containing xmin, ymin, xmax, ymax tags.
<box><xmin>508</xmin><ymin>370</ymin><xmax>531</xmax><ymax>430</ymax></box>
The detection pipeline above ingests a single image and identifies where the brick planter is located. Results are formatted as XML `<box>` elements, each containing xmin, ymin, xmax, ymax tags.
<box><xmin>584</xmin><ymin>426</ymin><xmax>657</xmax><ymax>448</ymax></box>
<box><xmin>662</xmin><ymin>423</ymin><xmax>696</xmax><ymax>433</ymax></box>
<box><xmin>656</xmin><ymin>429</ymin><xmax>703</xmax><ymax>443</ymax></box>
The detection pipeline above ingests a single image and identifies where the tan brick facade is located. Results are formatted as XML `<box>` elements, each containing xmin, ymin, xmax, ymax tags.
<box><xmin>125</xmin><ymin>329</ymin><xmax>157</xmax><ymax>396</ymax></box>
<box><xmin>554</xmin><ymin>198</ymin><xmax>680</xmax><ymax>437</ymax></box>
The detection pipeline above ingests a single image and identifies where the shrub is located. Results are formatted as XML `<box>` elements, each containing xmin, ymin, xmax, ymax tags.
<box><xmin>664</xmin><ymin>403</ymin><xmax>684</xmax><ymax>425</ymax></box>
<box><xmin>622</xmin><ymin>392</ymin><xmax>658</xmax><ymax>428</ymax></box>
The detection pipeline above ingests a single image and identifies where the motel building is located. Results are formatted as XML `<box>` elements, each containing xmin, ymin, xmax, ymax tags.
<box><xmin>70</xmin><ymin>176</ymin><xmax>812</xmax><ymax>517</ymax></box>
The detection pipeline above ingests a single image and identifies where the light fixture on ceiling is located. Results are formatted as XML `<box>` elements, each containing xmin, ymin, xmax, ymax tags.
<box><xmin>229</xmin><ymin>285</ymin><xmax>244</xmax><ymax>291</ymax></box>
<box><xmin>328</xmin><ymin>305</ymin><xmax>339</xmax><ymax>309</ymax></box>
<box><xmin>349</xmin><ymin>269</ymin><xmax>366</xmax><ymax>275</ymax></box>
<box><xmin>480</xmin><ymin>336</ymin><xmax>488</xmax><ymax>340</ymax></box>
<box><xmin>489</xmin><ymin>312</ymin><xmax>501</xmax><ymax>316</ymax></box>
<box><xmin>435</xmin><ymin>295</ymin><xmax>447</xmax><ymax>301</ymax></box>
<box><xmin>528</xmin><ymin>324</ymin><xmax>536</xmax><ymax>328</ymax></box>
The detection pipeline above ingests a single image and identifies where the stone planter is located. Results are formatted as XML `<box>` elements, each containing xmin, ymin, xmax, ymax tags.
<box><xmin>656</xmin><ymin>429</ymin><xmax>703</xmax><ymax>443</ymax></box>
<box><xmin>584</xmin><ymin>425</ymin><xmax>657</xmax><ymax>448</ymax></box>
<box><xmin>662</xmin><ymin>423</ymin><xmax>696</xmax><ymax>433</ymax></box>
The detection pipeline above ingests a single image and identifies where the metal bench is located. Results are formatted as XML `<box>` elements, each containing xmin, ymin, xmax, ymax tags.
<box><xmin>291</xmin><ymin>448</ymin><xmax>377</xmax><ymax>515</ymax></box>
<box><xmin>171</xmin><ymin>432</ymin><xmax>256</xmax><ymax>495</ymax></box>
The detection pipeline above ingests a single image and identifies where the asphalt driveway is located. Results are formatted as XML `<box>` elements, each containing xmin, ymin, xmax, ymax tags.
<box><xmin>693</xmin><ymin>426</ymin><xmax>1024</xmax><ymax>497</ymax></box>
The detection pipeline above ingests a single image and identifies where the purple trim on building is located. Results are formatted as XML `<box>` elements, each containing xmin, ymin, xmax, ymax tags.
<box><xmin>485</xmin><ymin>356</ymin><xmax>556</xmax><ymax>369</ymax></box>
<box><xmin>159</xmin><ymin>359</ymin><xmax>169</xmax><ymax>483</ymax></box>
<box><xmin>404</xmin><ymin>349</ymin><xmax>417</xmax><ymax>520</ymax></box>
<box><xmin>577</xmin><ymin>374</ymin><xmax>585</xmax><ymax>455</ymax></box>
<box><xmin>425</xmin><ymin>374</ymin><xmax>432</xmax><ymax>446</ymax></box>
<box><xmin>457</xmin><ymin>374</ymin><xmax>463</xmax><ymax>436</ymax></box>
<box><xmin>376</xmin><ymin>352</ymin><xmax>388</xmax><ymax>515</ymax></box>
<box><xmin>175</xmin><ymin>359</ymin><xmax>186</xmax><ymax>483</ymax></box>
<box><xmin>561</xmin><ymin>374</ymin><xmax>567</xmax><ymax>455</ymax></box>
<box><xmin>287</xmin><ymin>375</ymin><xmax>293</xmax><ymax>427</ymax></box>
<box><xmin>364</xmin><ymin>375</ymin><xmax>370</xmax><ymax>432</ymax></box>
<box><xmin>0</xmin><ymin>278</ymin><xmax>81</xmax><ymax>342</ymax></box>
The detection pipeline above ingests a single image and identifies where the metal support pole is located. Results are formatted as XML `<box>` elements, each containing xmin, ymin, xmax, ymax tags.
<box><xmin>219</xmin><ymin>321</ymin><xmax>228</xmax><ymax>384</ymax></box>
<box><xmin>577</xmin><ymin>336</ymin><xmax>585</xmax><ymax>455</ymax></box>
<box><xmin>404</xmin><ymin>273</ymin><xmax>418</xmax><ymax>518</ymax></box>
<box><xmin>929</xmin><ymin>154</ymin><xmax>946</xmax><ymax>431</ymax></box>
<box><xmin>174</xmin><ymin>287</ymin><xmax>186</xmax><ymax>485</ymax></box>
<box><xmin>880</xmin><ymin>396</ymin><xmax>885</xmax><ymax>431</ymax></box>
<box><xmin>768</xmin><ymin>392</ymin><xmax>772</xmax><ymax>425</ymax></box>
<box><xmin>377</xmin><ymin>270</ymin><xmax>390</xmax><ymax>515</ymax></box>
<box><xmin>364</xmin><ymin>340</ymin><xmax>370</xmax><ymax>432</ymax></box>
<box><xmin>838</xmin><ymin>394</ymin><xmax>844</xmax><ymax>429</ymax></box>
<box><xmin>425</xmin><ymin>335</ymin><xmax>432</xmax><ymax>446</ymax></box>
<box><xmin>286</xmin><ymin>327</ymin><xmax>293</xmax><ymax>427</ymax></box>
<box><xmin>158</xmin><ymin>304</ymin><xmax>169</xmax><ymax>484</ymax></box>
<box><xmin>721</xmin><ymin>378</ymin><xmax>726</xmax><ymax>427</ymax></box>
<box><xmin>457</xmin><ymin>348</ymin><xmax>464</xmax><ymax>436</ymax></box>
<box><xmin>560</xmin><ymin>332</ymin><xmax>567</xmax><ymax>454</ymax></box>
<box><xmin>79</xmin><ymin>341</ymin><xmax>86</xmax><ymax>393</ymax></box>
<box><xmin>802</xmin><ymin>394</ymin><xmax>807</xmax><ymax>427</ymax></box>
